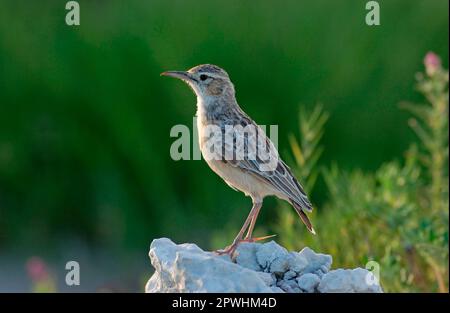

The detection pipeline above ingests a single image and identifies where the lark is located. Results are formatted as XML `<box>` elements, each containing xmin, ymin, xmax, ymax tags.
<box><xmin>162</xmin><ymin>64</ymin><xmax>315</xmax><ymax>255</ymax></box>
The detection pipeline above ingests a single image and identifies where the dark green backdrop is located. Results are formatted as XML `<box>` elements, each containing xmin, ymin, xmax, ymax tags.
<box><xmin>0</xmin><ymin>0</ymin><xmax>448</xmax><ymax>254</ymax></box>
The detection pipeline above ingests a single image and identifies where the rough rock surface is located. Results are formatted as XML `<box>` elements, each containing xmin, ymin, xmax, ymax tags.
<box><xmin>146</xmin><ymin>238</ymin><xmax>383</xmax><ymax>293</ymax></box>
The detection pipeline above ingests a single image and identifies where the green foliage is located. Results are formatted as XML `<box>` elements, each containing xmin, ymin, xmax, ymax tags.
<box><xmin>289</xmin><ymin>104</ymin><xmax>329</xmax><ymax>192</ymax></box>
<box><xmin>275</xmin><ymin>54</ymin><xmax>449</xmax><ymax>292</ymax></box>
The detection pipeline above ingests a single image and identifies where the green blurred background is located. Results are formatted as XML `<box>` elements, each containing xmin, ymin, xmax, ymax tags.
<box><xmin>0</xmin><ymin>0</ymin><xmax>448</xmax><ymax>291</ymax></box>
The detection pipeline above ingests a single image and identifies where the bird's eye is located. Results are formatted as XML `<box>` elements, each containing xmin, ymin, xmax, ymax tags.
<box><xmin>199</xmin><ymin>74</ymin><xmax>208</xmax><ymax>81</ymax></box>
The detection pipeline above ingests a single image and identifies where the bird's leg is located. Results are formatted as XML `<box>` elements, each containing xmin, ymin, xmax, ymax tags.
<box><xmin>244</xmin><ymin>203</ymin><xmax>262</xmax><ymax>240</ymax></box>
<box><xmin>242</xmin><ymin>203</ymin><xmax>277</xmax><ymax>243</ymax></box>
<box><xmin>215</xmin><ymin>201</ymin><xmax>262</xmax><ymax>256</ymax></box>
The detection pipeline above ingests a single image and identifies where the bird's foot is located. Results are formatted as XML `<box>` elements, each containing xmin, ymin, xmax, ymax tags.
<box><xmin>214</xmin><ymin>244</ymin><xmax>238</xmax><ymax>260</ymax></box>
<box><xmin>214</xmin><ymin>240</ymin><xmax>241</xmax><ymax>258</ymax></box>
<box><xmin>214</xmin><ymin>234</ymin><xmax>277</xmax><ymax>259</ymax></box>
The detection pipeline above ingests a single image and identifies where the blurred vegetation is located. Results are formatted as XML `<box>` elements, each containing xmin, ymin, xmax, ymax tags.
<box><xmin>0</xmin><ymin>0</ymin><xmax>448</xmax><ymax>292</ymax></box>
<box><xmin>275</xmin><ymin>54</ymin><xmax>448</xmax><ymax>292</ymax></box>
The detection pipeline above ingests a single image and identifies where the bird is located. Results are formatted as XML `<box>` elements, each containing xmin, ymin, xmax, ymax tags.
<box><xmin>161</xmin><ymin>64</ymin><xmax>315</xmax><ymax>256</ymax></box>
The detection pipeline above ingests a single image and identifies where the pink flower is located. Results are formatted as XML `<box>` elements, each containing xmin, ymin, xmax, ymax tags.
<box><xmin>26</xmin><ymin>256</ymin><xmax>49</xmax><ymax>281</ymax></box>
<box><xmin>424</xmin><ymin>52</ymin><xmax>441</xmax><ymax>76</ymax></box>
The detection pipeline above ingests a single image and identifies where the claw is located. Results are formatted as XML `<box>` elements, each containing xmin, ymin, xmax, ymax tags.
<box><xmin>243</xmin><ymin>234</ymin><xmax>277</xmax><ymax>242</ymax></box>
<box><xmin>214</xmin><ymin>243</ymin><xmax>239</xmax><ymax>259</ymax></box>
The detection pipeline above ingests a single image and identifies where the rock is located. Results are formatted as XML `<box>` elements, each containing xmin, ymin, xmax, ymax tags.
<box><xmin>277</xmin><ymin>279</ymin><xmax>300</xmax><ymax>293</ymax></box>
<box><xmin>235</xmin><ymin>242</ymin><xmax>261</xmax><ymax>271</ymax></box>
<box><xmin>269</xmin><ymin>256</ymin><xmax>291</xmax><ymax>276</ymax></box>
<box><xmin>297</xmin><ymin>273</ymin><xmax>320</xmax><ymax>293</ymax></box>
<box><xmin>283</xmin><ymin>270</ymin><xmax>297</xmax><ymax>281</ymax></box>
<box><xmin>146</xmin><ymin>238</ymin><xmax>383</xmax><ymax>293</ymax></box>
<box><xmin>287</xmin><ymin>252</ymin><xmax>308</xmax><ymax>273</ymax></box>
<box><xmin>257</xmin><ymin>272</ymin><xmax>276</xmax><ymax>286</ymax></box>
<box><xmin>298</xmin><ymin>247</ymin><xmax>332</xmax><ymax>277</ymax></box>
<box><xmin>255</xmin><ymin>241</ymin><xmax>289</xmax><ymax>269</ymax></box>
<box><xmin>146</xmin><ymin>238</ymin><xmax>272</xmax><ymax>293</ymax></box>
<box><xmin>271</xmin><ymin>286</ymin><xmax>284</xmax><ymax>293</ymax></box>
<box><xmin>254</xmin><ymin>241</ymin><xmax>293</xmax><ymax>276</ymax></box>
<box><xmin>317</xmin><ymin>268</ymin><xmax>383</xmax><ymax>293</ymax></box>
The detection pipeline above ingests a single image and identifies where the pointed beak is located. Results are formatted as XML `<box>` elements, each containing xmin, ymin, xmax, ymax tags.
<box><xmin>160</xmin><ymin>71</ymin><xmax>195</xmax><ymax>82</ymax></box>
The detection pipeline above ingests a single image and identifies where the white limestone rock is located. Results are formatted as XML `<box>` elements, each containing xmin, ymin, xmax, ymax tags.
<box><xmin>283</xmin><ymin>270</ymin><xmax>297</xmax><ymax>280</ymax></box>
<box><xmin>317</xmin><ymin>268</ymin><xmax>383</xmax><ymax>293</ymax></box>
<box><xmin>288</xmin><ymin>252</ymin><xmax>308</xmax><ymax>273</ymax></box>
<box><xmin>255</xmin><ymin>241</ymin><xmax>290</xmax><ymax>271</ymax></box>
<box><xmin>146</xmin><ymin>238</ymin><xmax>272</xmax><ymax>293</ymax></box>
<box><xmin>296</xmin><ymin>273</ymin><xmax>321</xmax><ymax>293</ymax></box>
<box><xmin>298</xmin><ymin>247</ymin><xmax>332</xmax><ymax>277</ymax></box>
<box><xmin>234</xmin><ymin>242</ymin><xmax>261</xmax><ymax>271</ymax></box>
<box><xmin>146</xmin><ymin>238</ymin><xmax>383</xmax><ymax>293</ymax></box>
<box><xmin>277</xmin><ymin>279</ymin><xmax>301</xmax><ymax>293</ymax></box>
<box><xmin>256</xmin><ymin>271</ymin><xmax>276</xmax><ymax>286</ymax></box>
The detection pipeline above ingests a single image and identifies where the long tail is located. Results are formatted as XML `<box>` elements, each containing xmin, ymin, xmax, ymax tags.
<box><xmin>290</xmin><ymin>199</ymin><xmax>316</xmax><ymax>235</ymax></box>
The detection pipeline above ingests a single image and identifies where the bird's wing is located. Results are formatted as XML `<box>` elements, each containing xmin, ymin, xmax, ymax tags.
<box><xmin>221</xmin><ymin>118</ymin><xmax>313</xmax><ymax>212</ymax></box>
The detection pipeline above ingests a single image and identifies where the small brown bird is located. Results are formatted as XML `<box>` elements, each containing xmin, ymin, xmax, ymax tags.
<box><xmin>162</xmin><ymin>64</ymin><xmax>315</xmax><ymax>255</ymax></box>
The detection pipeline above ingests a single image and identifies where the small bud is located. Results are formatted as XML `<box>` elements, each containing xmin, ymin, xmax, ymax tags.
<box><xmin>424</xmin><ymin>52</ymin><xmax>441</xmax><ymax>76</ymax></box>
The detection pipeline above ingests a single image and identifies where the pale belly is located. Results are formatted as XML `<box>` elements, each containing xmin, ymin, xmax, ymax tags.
<box><xmin>202</xmin><ymin>156</ymin><xmax>284</xmax><ymax>203</ymax></box>
<box><xmin>196</xmin><ymin>114</ymin><xmax>283</xmax><ymax>202</ymax></box>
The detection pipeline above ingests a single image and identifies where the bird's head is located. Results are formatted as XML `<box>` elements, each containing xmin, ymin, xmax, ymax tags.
<box><xmin>161</xmin><ymin>64</ymin><xmax>235</xmax><ymax>100</ymax></box>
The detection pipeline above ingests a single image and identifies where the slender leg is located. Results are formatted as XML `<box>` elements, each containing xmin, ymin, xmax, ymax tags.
<box><xmin>215</xmin><ymin>201</ymin><xmax>262</xmax><ymax>255</ymax></box>
<box><xmin>234</xmin><ymin>201</ymin><xmax>261</xmax><ymax>242</ymax></box>
<box><xmin>244</xmin><ymin>203</ymin><xmax>262</xmax><ymax>240</ymax></box>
